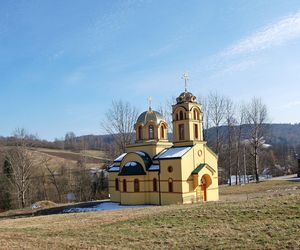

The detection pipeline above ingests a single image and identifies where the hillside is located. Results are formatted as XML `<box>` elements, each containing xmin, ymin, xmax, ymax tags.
<box><xmin>206</xmin><ymin>123</ymin><xmax>300</xmax><ymax>146</ymax></box>
<box><xmin>0</xmin><ymin>180</ymin><xmax>299</xmax><ymax>249</ymax></box>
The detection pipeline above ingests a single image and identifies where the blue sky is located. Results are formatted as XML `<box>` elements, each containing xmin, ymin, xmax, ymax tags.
<box><xmin>1</xmin><ymin>0</ymin><xmax>300</xmax><ymax>140</ymax></box>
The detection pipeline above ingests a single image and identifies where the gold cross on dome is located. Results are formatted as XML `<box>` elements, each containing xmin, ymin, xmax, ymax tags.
<box><xmin>148</xmin><ymin>96</ymin><xmax>152</xmax><ymax>110</ymax></box>
<box><xmin>182</xmin><ymin>73</ymin><xmax>189</xmax><ymax>92</ymax></box>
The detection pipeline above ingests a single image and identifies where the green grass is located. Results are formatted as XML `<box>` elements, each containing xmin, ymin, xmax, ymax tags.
<box><xmin>0</xmin><ymin>181</ymin><xmax>299</xmax><ymax>249</ymax></box>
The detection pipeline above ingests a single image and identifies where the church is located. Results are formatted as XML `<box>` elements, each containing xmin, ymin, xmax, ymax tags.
<box><xmin>108</xmin><ymin>76</ymin><xmax>219</xmax><ymax>205</ymax></box>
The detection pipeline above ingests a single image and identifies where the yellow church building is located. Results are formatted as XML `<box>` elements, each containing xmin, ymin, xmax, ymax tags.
<box><xmin>108</xmin><ymin>79</ymin><xmax>219</xmax><ymax>205</ymax></box>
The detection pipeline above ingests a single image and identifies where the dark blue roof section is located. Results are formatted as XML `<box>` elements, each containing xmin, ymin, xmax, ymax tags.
<box><xmin>119</xmin><ymin>161</ymin><xmax>146</xmax><ymax>176</ymax></box>
<box><xmin>135</xmin><ymin>151</ymin><xmax>152</xmax><ymax>170</ymax></box>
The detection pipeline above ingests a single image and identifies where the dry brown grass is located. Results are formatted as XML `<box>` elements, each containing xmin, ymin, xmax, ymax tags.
<box><xmin>0</xmin><ymin>181</ymin><xmax>299</xmax><ymax>249</ymax></box>
<box><xmin>220</xmin><ymin>180</ymin><xmax>299</xmax><ymax>201</ymax></box>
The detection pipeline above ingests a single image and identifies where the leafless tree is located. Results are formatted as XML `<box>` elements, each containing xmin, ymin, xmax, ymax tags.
<box><xmin>64</xmin><ymin>132</ymin><xmax>77</xmax><ymax>151</ymax></box>
<box><xmin>224</xmin><ymin>98</ymin><xmax>236</xmax><ymax>185</ymax></box>
<box><xmin>198</xmin><ymin>96</ymin><xmax>210</xmax><ymax>141</ymax></box>
<box><xmin>157</xmin><ymin>97</ymin><xmax>175</xmax><ymax>134</ymax></box>
<box><xmin>245</xmin><ymin>98</ymin><xmax>268</xmax><ymax>183</ymax></box>
<box><xmin>208</xmin><ymin>92</ymin><xmax>226</xmax><ymax>154</ymax></box>
<box><xmin>101</xmin><ymin>100</ymin><xmax>138</xmax><ymax>156</ymax></box>
<box><xmin>5</xmin><ymin>129</ymin><xmax>38</xmax><ymax>208</ymax></box>
<box><xmin>234</xmin><ymin>104</ymin><xmax>246</xmax><ymax>184</ymax></box>
<box><xmin>43</xmin><ymin>158</ymin><xmax>63</xmax><ymax>203</ymax></box>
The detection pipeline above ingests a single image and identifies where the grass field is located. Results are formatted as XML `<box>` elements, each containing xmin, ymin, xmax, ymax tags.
<box><xmin>0</xmin><ymin>180</ymin><xmax>299</xmax><ymax>249</ymax></box>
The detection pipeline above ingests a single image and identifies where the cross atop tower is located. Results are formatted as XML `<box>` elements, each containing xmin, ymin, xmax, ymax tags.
<box><xmin>182</xmin><ymin>73</ymin><xmax>189</xmax><ymax>92</ymax></box>
<box><xmin>148</xmin><ymin>96</ymin><xmax>152</xmax><ymax>111</ymax></box>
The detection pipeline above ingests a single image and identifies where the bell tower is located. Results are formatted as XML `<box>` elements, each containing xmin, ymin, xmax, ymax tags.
<box><xmin>172</xmin><ymin>74</ymin><xmax>203</xmax><ymax>146</ymax></box>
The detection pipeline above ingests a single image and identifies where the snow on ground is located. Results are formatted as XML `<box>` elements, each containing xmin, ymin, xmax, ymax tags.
<box><xmin>62</xmin><ymin>202</ymin><xmax>152</xmax><ymax>213</ymax></box>
<box><xmin>155</xmin><ymin>146</ymin><xmax>192</xmax><ymax>159</ymax></box>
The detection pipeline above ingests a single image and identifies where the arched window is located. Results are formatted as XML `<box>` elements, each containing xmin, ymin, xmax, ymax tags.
<box><xmin>168</xmin><ymin>178</ymin><xmax>173</xmax><ymax>192</ymax></box>
<box><xmin>179</xmin><ymin>111</ymin><xmax>184</xmax><ymax>120</ymax></box>
<box><xmin>160</xmin><ymin>125</ymin><xmax>165</xmax><ymax>139</ymax></box>
<box><xmin>115</xmin><ymin>178</ymin><xmax>119</xmax><ymax>191</ymax></box>
<box><xmin>179</xmin><ymin>124</ymin><xmax>184</xmax><ymax>140</ymax></box>
<box><xmin>138</xmin><ymin>126</ymin><xmax>142</xmax><ymax>140</ymax></box>
<box><xmin>176</xmin><ymin>113</ymin><xmax>179</xmax><ymax>121</ymax></box>
<box><xmin>134</xmin><ymin>179</ymin><xmax>140</xmax><ymax>192</ymax></box>
<box><xmin>153</xmin><ymin>178</ymin><xmax>157</xmax><ymax>192</ymax></box>
<box><xmin>149</xmin><ymin>125</ymin><xmax>154</xmax><ymax>139</ymax></box>
<box><xmin>123</xmin><ymin>179</ymin><xmax>127</xmax><ymax>192</ymax></box>
<box><xmin>193</xmin><ymin>109</ymin><xmax>199</xmax><ymax>120</ymax></box>
<box><xmin>194</xmin><ymin>124</ymin><xmax>199</xmax><ymax>139</ymax></box>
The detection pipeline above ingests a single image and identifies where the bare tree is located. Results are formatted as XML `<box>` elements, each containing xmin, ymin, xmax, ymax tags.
<box><xmin>234</xmin><ymin>104</ymin><xmax>246</xmax><ymax>184</ymax></box>
<box><xmin>64</xmin><ymin>132</ymin><xmax>77</xmax><ymax>151</ymax></box>
<box><xmin>224</xmin><ymin>98</ymin><xmax>236</xmax><ymax>185</ymax></box>
<box><xmin>198</xmin><ymin>96</ymin><xmax>210</xmax><ymax>141</ymax></box>
<box><xmin>245</xmin><ymin>98</ymin><xmax>268</xmax><ymax>183</ymax></box>
<box><xmin>208</xmin><ymin>92</ymin><xmax>226</xmax><ymax>154</ymax></box>
<box><xmin>157</xmin><ymin>97</ymin><xmax>175</xmax><ymax>134</ymax></box>
<box><xmin>6</xmin><ymin>129</ymin><xmax>37</xmax><ymax>208</ymax></box>
<box><xmin>101</xmin><ymin>100</ymin><xmax>138</xmax><ymax>156</ymax></box>
<box><xmin>43</xmin><ymin>159</ymin><xmax>63</xmax><ymax>203</ymax></box>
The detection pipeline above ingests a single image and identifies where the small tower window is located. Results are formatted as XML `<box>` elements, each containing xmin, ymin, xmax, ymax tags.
<box><xmin>134</xmin><ymin>179</ymin><xmax>140</xmax><ymax>192</ymax></box>
<box><xmin>138</xmin><ymin>126</ymin><xmax>142</xmax><ymax>140</ymax></box>
<box><xmin>149</xmin><ymin>125</ymin><xmax>154</xmax><ymax>139</ymax></box>
<box><xmin>115</xmin><ymin>178</ymin><xmax>119</xmax><ymax>191</ymax></box>
<box><xmin>176</xmin><ymin>113</ymin><xmax>179</xmax><ymax>121</ymax></box>
<box><xmin>160</xmin><ymin>125</ymin><xmax>165</xmax><ymax>139</ymax></box>
<box><xmin>194</xmin><ymin>124</ymin><xmax>199</xmax><ymax>139</ymax></box>
<box><xmin>193</xmin><ymin>109</ymin><xmax>199</xmax><ymax>120</ymax></box>
<box><xmin>153</xmin><ymin>178</ymin><xmax>157</xmax><ymax>192</ymax></box>
<box><xmin>123</xmin><ymin>179</ymin><xmax>127</xmax><ymax>192</ymax></box>
<box><xmin>179</xmin><ymin>124</ymin><xmax>184</xmax><ymax>140</ymax></box>
<box><xmin>179</xmin><ymin>111</ymin><xmax>184</xmax><ymax>120</ymax></box>
<box><xmin>168</xmin><ymin>178</ymin><xmax>173</xmax><ymax>192</ymax></box>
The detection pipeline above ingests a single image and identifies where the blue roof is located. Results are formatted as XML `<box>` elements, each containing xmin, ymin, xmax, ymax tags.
<box><xmin>119</xmin><ymin>161</ymin><xmax>146</xmax><ymax>176</ymax></box>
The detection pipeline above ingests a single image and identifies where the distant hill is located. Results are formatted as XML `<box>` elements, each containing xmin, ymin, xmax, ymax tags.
<box><xmin>206</xmin><ymin>123</ymin><xmax>300</xmax><ymax>146</ymax></box>
<box><xmin>1</xmin><ymin>123</ymin><xmax>300</xmax><ymax>151</ymax></box>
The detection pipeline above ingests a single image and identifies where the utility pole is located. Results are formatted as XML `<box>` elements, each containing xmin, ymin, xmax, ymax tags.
<box><xmin>297</xmin><ymin>155</ymin><xmax>300</xmax><ymax>178</ymax></box>
<box><xmin>243</xmin><ymin>145</ymin><xmax>247</xmax><ymax>184</ymax></box>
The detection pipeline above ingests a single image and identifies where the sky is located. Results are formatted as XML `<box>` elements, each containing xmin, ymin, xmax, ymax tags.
<box><xmin>1</xmin><ymin>0</ymin><xmax>300</xmax><ymax>140</ymax></box>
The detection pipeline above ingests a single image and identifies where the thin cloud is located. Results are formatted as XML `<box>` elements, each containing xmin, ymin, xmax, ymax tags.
<box><xmin>210</xmin><ymin>59</ymin><xmax>258</xmax><ymax>78</ymax></box>
<box><xmin>284</xmin><ymin>101</ymin><xmax>300</xmax><ymax>108</ymax></box>
<box><xmin>222</xmin><ymin>11</ymin><xmax>300</xmax><ymax>57</ymax></box>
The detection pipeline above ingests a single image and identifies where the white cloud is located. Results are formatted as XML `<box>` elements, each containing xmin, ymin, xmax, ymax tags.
<box><xmin>210</xmin><ymin>59</ymin><xmax>258</xmax><ymax>78</ymax></box>
<box><xmin>284</xmin><ymin>101</ymin><xmax>300</xmax><ymax>108</ymax></box>
<box><xmin>222</xmin><ymin>11</ymin><xmax>300</xmax><ymax>57</ymax></box>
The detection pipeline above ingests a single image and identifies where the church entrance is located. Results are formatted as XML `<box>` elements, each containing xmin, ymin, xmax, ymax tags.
<box><xmin>197</xmin><ymin>174</ymin><xmax>212</xmax><ymax>202</ymax></box>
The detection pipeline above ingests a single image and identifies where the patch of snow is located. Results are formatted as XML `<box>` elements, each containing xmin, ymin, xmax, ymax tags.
<box><xmin>148</xmin><ymin>164</ymin><xmax>160</xmax><ymax>171</ymax></box>
<box><xmin>114</xmin><ymin>153</ymin><xmax>127</xmax><ymax>162</ymax></box>
<box><xmin>136</xmin><ymin>151</ymin><xmax>146</xmax><ymax>157</ymax></box>
<box><xmin>62</xmin><ymin>202</ymin><xmax>152</xmax><ymax>213</ymax></box>
<box><xmin>156</xmin><ymin>147</ymin><xmax>192</xmax><ymax>159</ymax></box>
<box><xmin>31</xmin><ymin>203</ymin><xmax>41</xmax><ymax>209</ymax></box>
<box><xmin>124</xmin><ymin>161</ymin><xmax>138</xmax><ymax>167</ymax></box>
<box><xmin>108</xmin><ymin>166</ymin><xmax>120</xmax><ymax>172</ymax></box>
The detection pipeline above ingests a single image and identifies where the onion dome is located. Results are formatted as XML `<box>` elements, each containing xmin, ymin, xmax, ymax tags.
<box><xmin>136</xmin><ymin>109</ymin><xmax>166</xmax><ymax>126</ymax></box>
<box><xmin>176</xmin><ymin>91</ymin><xmax>197</xmax><ymax>104</ymax></box>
